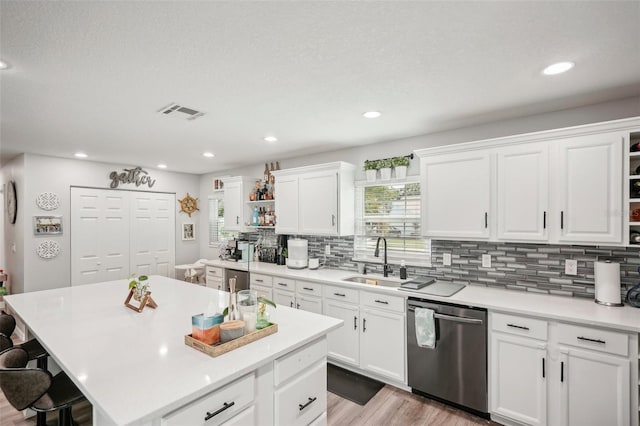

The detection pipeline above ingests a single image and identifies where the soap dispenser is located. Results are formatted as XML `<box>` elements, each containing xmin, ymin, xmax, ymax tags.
<box><xmin>400</xmin><ymin>260</ymin><xmax>407</xmax><ymax>280</ymax></box>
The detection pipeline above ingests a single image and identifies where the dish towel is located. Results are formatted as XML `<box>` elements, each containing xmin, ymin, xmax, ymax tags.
<box><xmin>415</xmin><ymin>307</ymin><xmax>436</xmax><ymax>349</ymax></box>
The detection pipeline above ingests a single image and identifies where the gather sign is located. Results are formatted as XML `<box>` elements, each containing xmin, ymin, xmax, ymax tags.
<box><xmin>109</xmin><ymin>167</ymin><xmax>156</xmax><ymax>189</ymax></box>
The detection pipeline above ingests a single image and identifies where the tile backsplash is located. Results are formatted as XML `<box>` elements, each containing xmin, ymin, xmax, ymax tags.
<box><xmin>240</xmin><ymin>229</ymin><xmax>639</xmax><ymax>299</ymax></box>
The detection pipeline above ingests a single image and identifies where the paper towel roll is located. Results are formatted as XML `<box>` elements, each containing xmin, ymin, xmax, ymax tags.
<box><xmin>594</xmin><ymin>260</ymin><xmax>623</xmax><ymax>306</ymax></box>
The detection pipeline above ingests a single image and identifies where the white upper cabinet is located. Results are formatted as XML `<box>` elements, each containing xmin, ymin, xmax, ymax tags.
<box><xmin>222</xmin><ymin>176</ymin><xmax>257</xmax><ymax>232</ymax></box>
<box><xmin>419</xmin><ymin>150</ymin><xmax>491</xmax><ymax>239</ymax></box>
<box><xmin>496</xmin><ymin>142</ymin><xmax>549</xmax><ymax>242</ymax></box>
<box><xmin>273</xmin><ymin>162</ymin><xmax>355</xmax><ymax>236</ymax></box>
<box><xmin>555</xmin><ymin>133</ymin><xmax>623</xmax><ymax>244</ymax></box>
<box><xmin>415</xmin><ymin>118</ymin><xmax>637</xmax><ymax>245</ymax></box>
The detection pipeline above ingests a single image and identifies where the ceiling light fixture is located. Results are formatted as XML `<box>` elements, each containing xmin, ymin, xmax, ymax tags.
<box><xmin>157</xmin><ymin>164</ymin><xmax>167</xmax><ymax>169</ymax></box>
<box><xmin>0</xmin><ymin>60</ymin><xmax>9</xmax><ymax>70</ymax></box>
<box><xmin>203</xmin><ymin>152</ymin><xmax>215</xmax><ymax>158</ymax></box>
<box><xmin>264</xmin><ymin>136</ymin><xmax>278</xmax><ymax>143</ymax></box>
<box><xmin>542</xmin><ymin>61</ymin><xmax>575</xmax><ymax>76</ymax></box>
<box><xmin>74</xmin><ymin>152</ymin><xmax>88</xmax><ymax>158</ymax></box>
<box><xmin>363</xmin><ymin>111</ymin><xmax>381</xmax><ymax>119</ymax></box>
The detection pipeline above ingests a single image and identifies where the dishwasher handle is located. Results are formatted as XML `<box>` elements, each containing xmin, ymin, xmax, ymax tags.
<box><xmin>408</xmin><ymin>306</ymin><xmax>484</xmax><ymax>325</ymax></box>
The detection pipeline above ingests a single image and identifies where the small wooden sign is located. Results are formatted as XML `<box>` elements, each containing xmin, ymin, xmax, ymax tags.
<box><xmin>124</xmin><ymin>289</ymin><xmax>158</xmax><ymax>313</ymax></box>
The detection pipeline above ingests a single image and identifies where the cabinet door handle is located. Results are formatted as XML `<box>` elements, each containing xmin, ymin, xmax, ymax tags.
<box><xmin>354</xmin><ymin>316</ymin><xmax>358</xmax><ymax>330</ymax></box>
<box><xmin>290</xmin><ymin>301</ymin><xmax>294</xmax><ymax>308</ymax></box>
<box><xmin>334</xmin><ymin>292</ymin><xmax>346</xmax><ymax>297</ymax></box>
<box><xmin>204</xmin><ymin>401</ymin><xmax>235</xmax><ymax>421</ymax></box>
<box><xmin>507</xmin><ymin>323</ymin><xmax>530</xmax><ymax>331</ymax></box>
<box><xmin>374</xmin><ymin>299</ymin><xmax>389</xmax><ymax>305</ymax></box>
<box><xmin>484</xmin><ymin>212</ymin><xmax>488</xmax><ymax>228</ymax></box>
<box><xmin>332</xmin><ymin>214</ymin><xmax>336</xmax><ymax>226</ymax></box>
<box><xmin>278</xmin><ymin>282</ymin><xmax>288</xmax><ymax>287</ymax></box>
<box><xmin>298</xmin><ymin>396</ymin><xmax>317</xmax><ymax>411</ymax></box>
<box><xmin>236</xmin><ymin>216</ymin><xmax>239</xmax><ymax>225</ymax></box>
<box><xmin>542</xmin><ymin>357</ymin><xmax>545</xmax><ymax>378</ymax></box>
<box><xmin>303</xmin><ymin>287</ymin><xmax>314</xmax><ymax>291</ymax></box>
<box><xmin>296</xmin><ymin>303</ymin><xmax>300</xmax><ymax>309</ymax></box>
<box><xmin>577</xmin><ymin>336</ymin><xmax>606</xmax><ymax>345</ymax></box>
<box><xmin>543</xmin><ymin>211</ymin><xmax>547</xmax><ymax>229</ymax></box>
<box><xmin>363</xmin><ymin>318</ymin><xmax>367</xmax><ymax>332</ymax></box>
<box><xmin>560</xmin><ymin>211</ymin><xmax>564</xmax><ymax>229</ymax></box>
<box><xmin>560</xmin><ymin>361</ymin><xmax>564</xmax><ymax>383</ymax></box>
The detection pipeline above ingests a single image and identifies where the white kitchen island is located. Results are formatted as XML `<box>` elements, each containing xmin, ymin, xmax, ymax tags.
<box><xmin>5</xmin><ymin>276</ymin><xmax>342</xmax><ymax>426</ymax></box>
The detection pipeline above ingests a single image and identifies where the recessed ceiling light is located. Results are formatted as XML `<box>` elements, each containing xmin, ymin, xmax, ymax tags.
<box><xmin>542</xmin><ymin>61</ymin><xmax>575</xmax><ymax>76</ymax></box>
<box><xmin>264</xmin><ymin>136</ymin><xmax>278</xmax><ymax>143</ymax></box>
<box><xmin>363</xmin><ymin>111</ymin><xmax>381</xmax><ymax>119</ymax></box>
<box><xmin>0</xmin><ymin>60</ymin><xmax>9</xmax><ymax>70</ymax></box>
<box><xmin>74</xmin><ymin>152</ymin><xmax>88</xmax><ymax>158</ymax></box>
<box><xmin>203</xmin><ymin>152</ymin><xmax>215</xmax><ymax>158</ymax></box>
<box><xmin>157</xmin><ymin>164</ymin><xmax>167</xmax><ymax>169</ymax></box>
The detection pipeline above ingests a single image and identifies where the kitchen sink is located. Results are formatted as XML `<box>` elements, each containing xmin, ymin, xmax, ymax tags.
<box><xmin>341</xmin><ymin>276</ymin><xmax>402</xmax><ymax>288</ymax></box>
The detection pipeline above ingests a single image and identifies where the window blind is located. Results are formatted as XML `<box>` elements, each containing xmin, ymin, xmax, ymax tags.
<box><xmin>354</xmin><ymin>181</ymin><xmax>431</xmax><ymax>266</ymax></box>
<box><xmin>209</xmin><ymin>197</ymin><xmax>235</xmax><ymax>246</ymax></box>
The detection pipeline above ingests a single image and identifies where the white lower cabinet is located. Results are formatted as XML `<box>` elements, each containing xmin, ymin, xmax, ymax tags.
<box><xmin>271</xmin><ymin>277</ymin><xmax>323</xmax><ymax>314</ymax></box>
<box><xmin>221</xmin><ymin>405</ymin><xmax>255</xmax><ymax>425</ymax></box>
<box><xmin>323</xmin><ymin>286</ymin><xmax>406</xmax><ymax>384</ymax></box>
<box><xmin>489</xmin><ymin>312</ymin><xmax>635</xmax><ymax>426</ymax></box>
<box><xmin>206</xmin><ymin>266</ymin><xmax>225</xmax><ymax>291</ymax></box>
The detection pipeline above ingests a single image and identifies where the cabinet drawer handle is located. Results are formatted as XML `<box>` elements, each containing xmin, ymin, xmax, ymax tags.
<box><xmin>299</xmin><ymin>396</ymin><xmax>317</xmax><ymax>411</ymax></box>
<box><xmin>296</xmin><ymin>303</ymin><xmax>300</xmax><ymax>309</ymax></box>
<box><xmin>507</xmin><ymin>323</ymin><xmax>530</xmax><ymax>331</ymax></box>
<box><xmin>303</xmin><ymin>287</ymin><xmax>314</xmax><ymax>291</ymax></box>
<box><xmin>374</xmin><ymin>299</ymin><xmax>389</xmax><ymax>305</ymax></box>
<box><xmin>290</xmin><ymin>301</ymin><xmax>294</xmax><ymax>308</ymax></box>
<box><xmin>543</xmin><ymin>211</ymin><xmax>546</xmax><ymax>229</ymax></box>
<box><xmin>278</xmin><ymin>282</ymin><xmax>288</xmax><ymax>287</ymax></box>
<box><xmin>205</xmin><ymin>401</ymin><xmax>235</xmax><ymax>421</ymax></box>
<box><xmin>334</xmin><ymin>292</ymin><xmax>346</xmax><ymax>297</ymax></box>
<box><xmin>577</xmin><ymin>336</ymin><xmax>606</xmax><ymax>344</ymax></box>
<box><xmin>363</xmin><ymin>318</ymin><xmax>367</xmax><ymax>332</ymax></box>
<box><xmin>255</xmin><ymin>279</ymin><xmax>263</xmax><ymax>283</ymax></box>
<box><xmin>354</xmin><ymin>316</ymin><xmax>358</xmax><ymax>330</ymax></box>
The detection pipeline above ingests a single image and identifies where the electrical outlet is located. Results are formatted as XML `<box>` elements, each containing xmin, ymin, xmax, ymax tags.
<box><xmin>325</xmin><ymin>244</ymin><xmax>331</xmax><ymax>255</ymax></box>
<box><xmin>565</xmin><ymin>259</ymin><xmax>578</xmax><ymax>275</ymax></box>
<box><xmin>482</xmin><ymin>254</ymin><xmax>491</xmax><ymax>268</ymax></box>
<box><xmin>443</xmin><ymin>253</ymin><xmax>452</xmax><ymax>266</ymax></box>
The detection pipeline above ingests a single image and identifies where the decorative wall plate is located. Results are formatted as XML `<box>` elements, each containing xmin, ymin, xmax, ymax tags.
<box><xmin>36</xmin><ymin>240</ymin><xmax>61</xmax><ymax>259</ymax></box>
<box><xmin>179</xmin><ymin>193</ymin><xmax>199</xmax><ymax>217</ymax></box>
<box><xmin>36</xmin><ymin>192</ymin><xmax>60</xmax><ymax>211</ymax></box>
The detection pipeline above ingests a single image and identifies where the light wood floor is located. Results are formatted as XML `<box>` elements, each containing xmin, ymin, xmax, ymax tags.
<box><xmin>1</xmin><ymin>384</ymin><xmax>496</xmax><ymax>426</ymax></box>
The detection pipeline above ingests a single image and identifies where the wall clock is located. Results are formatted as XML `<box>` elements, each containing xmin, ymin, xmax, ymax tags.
<box><xmin>178</xmin><ymin>193</ymin><xmax>199</xmax><ymax>217</ymax></box>
<box><xmin>6</xmin><ymin>180</ymin><xmax>17</xmax><ymax>224</ymax></box>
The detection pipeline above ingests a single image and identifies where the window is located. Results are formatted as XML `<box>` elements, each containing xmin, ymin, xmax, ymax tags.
<box><xmin>208</xmin><ymin>197</ymin><xmax>236</xmax><ymax>245</ymax></box>
<box><xmin>354</xmin><ymin>181</ymin><xmax>431</xmax><ymax>266</ymax></box>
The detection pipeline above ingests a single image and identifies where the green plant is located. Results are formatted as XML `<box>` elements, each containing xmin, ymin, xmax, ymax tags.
<box><xmin>363</xmin><ymin>160</ymin><xmax>380</xmax><ymax>171</ymax></box>
<box><xmin>379</xmin><ymin>158</ymin><xmax>392</xmax><ymax>169</ymax></box>
<box><xmin>392</xmin><ymin>156</ymin><xmax>409</xmax><ymax>167</ymax></box>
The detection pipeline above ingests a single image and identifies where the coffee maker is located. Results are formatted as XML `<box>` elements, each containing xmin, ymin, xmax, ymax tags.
<box><xmin>276</xmin><ymin>235</ymin><xmax>288</xmax><ymax>265</ymax></box>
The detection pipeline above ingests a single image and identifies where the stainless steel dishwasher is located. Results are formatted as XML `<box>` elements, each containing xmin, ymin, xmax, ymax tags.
<box><xmin>407</xmin><ymin>297</ymin><xmax>488</xmax><ymax>417</ymax></box>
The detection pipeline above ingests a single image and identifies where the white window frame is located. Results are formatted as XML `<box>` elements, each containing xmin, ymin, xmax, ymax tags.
<box><xmin>353</xmin><ymin>179</ymin><xmax>432</xmax><ymax>267</ymax></box>
<box><xmin>208</xmin><ymin>196</ymin><xmax>237</xmax><ymax>246</ymax></box>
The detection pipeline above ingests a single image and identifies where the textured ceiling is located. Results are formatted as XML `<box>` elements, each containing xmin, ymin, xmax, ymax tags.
<box><xmin>1</xmin><ymin>1</ymin><xmax>639</xmax><ymax>174</ymax></box>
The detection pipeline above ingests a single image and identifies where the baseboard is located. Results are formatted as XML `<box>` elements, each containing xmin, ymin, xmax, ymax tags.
<box><xmin>327</xmin><ymin>359</ymin><xmax>410</xmax><ymax>392</ymax></box>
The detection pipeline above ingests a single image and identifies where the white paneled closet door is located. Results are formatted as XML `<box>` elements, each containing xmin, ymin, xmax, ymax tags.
<box><xmin>130</xmin><ymin>192</ymin><xmax>175</xmax><ymax>278</ymax></box>
<box><xmin>71</xmin><ymin>188</ymin><xmax>130</xmax><ymax>286</ymax></box>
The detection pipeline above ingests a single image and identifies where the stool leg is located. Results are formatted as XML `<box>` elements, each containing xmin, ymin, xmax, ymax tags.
<box><xmin>36</xmin><ymin>411</ymin><xmax>47</xmax><ymax>426</ymax></box>
<box><xmin>58</xmin><ymin>406</ymin><xmax>74</xmax><ymax>426</ymax></box>
<box><xmin>37</xmin><ymin>356</ymin><xmax>48</xmax><ymax>371</ymax></box>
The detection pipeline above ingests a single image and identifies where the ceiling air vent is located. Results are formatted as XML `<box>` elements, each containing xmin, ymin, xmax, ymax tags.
<box><xmin>157</xmin><ymin>103</ymin><xmax>205</xmax><ymax>121</ymax></box>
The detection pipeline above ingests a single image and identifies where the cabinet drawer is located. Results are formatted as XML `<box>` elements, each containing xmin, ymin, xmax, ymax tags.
<box><xmin>273</xmin><ymin>276</ymin><xmax>295</xmax><ymax>290</ymax></box>
<box><xmin>162</xmin><ymin>373</ymin><xmax>254</xmax><ymax>426</ymax></box>
<box><xmin>251</xmin><ymin>283</ymin><xmax>272</xmax><ymax>300</ymax></box>
<box><xmin>206</xmin><ymin>278</ymin><xmax>224</xmax><ymax>291</ymax></box>
<box><xmin>323</xmin><ymin>285</ymin><xmax>359</xmax><ymax>304</ymax></box>
<box><xmin>296</xmin><ymin>280</ymin><xmax>322</xmax><ymax>296</ymax></box>
<box><xmin>557</xmin><ymin>323</ymin><xmax>629</xmax><ymax>356</ymax></box>
<box><xmin>309</xmin><ymin>412</ymin><xmax>327</xmax><ymax>426</ymax></box>
<box><xmin>250</xmin><ymin>273</ymin><xmax>273</xmax><ymax>287</ymax></box>
<box><xmin>275</xmin><ymin>361</ymin><xmax>326</xmax><ymax>426</ymax></box>
<box><xmin>275</xmin><ymin>338</ymin><xmax>326</xmax><ymax>386</ymax></box>
<box><xmin>360</xmin><ymin>291</ymin><xmax>404</xmax><ymax>313</ymax></box>
<box><xmin>491</xmin><ymin>312</ymin><xmax>548</xmax><ymax>341</ymax></box>
<box><xmin>221</xmin><ymin>405</ymin><xmax>255</xmax><ymax>426</ymax></box>
<box><xmin>206</xmin><ymin>266</ymin><xmax>224</xmax><ymax>279</ymax></box>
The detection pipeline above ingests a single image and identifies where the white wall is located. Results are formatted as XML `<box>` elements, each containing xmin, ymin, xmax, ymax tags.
<box><xmin>7</xmin><ymin>154</ymin><xmax>201</xmax><ymax>294</ymax></box>
<box><xmin>1</xmin><ymin>155</ymin><xmax>25</xmax><ymax>294</ymax></box>
<box><xmin>198</xmin><ymin>96</ymin><xmax>640</xmax><ymax>251</ymax></box>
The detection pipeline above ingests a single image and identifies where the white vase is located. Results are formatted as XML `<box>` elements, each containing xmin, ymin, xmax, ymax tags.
<box><xmin>395</xmin><ymin>165</ymin><xmax>407</xmax><ymax>179</ymax></box>
<box><xmin>380</xmin><ymin>167</ymin><xmax>392</xmax><ymax>180</ymax></box>
<box><xmin>365</xmin><ymin>169</ymin><xmax>377</xmax><ymax>182</ymax></box>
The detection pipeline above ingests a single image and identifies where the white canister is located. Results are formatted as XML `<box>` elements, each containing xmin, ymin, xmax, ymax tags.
<box><xmin>594</xmin><ymin>260</ymin><xmax>623</xmax><ymax>306</ymax></box>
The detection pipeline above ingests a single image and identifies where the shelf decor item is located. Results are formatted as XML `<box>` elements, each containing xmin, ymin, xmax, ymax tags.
<box><xmin>124</xmin><ymin>274</ymin><xmax>157</xmax><ymax>313</ymax></box>
<box><xmin>392</xmin><ymin>156</ymin><xmax>410</xmax><ymax>179</ymax></box>
<box><xmin>364</xmin><ymin>160</ymin><xmax>379</xmax><ymax>183</ymax></box>
<box><xmin>379</xmin><ymin>159</ymin><xmax>393</xmax><ymax>180</ymax></box>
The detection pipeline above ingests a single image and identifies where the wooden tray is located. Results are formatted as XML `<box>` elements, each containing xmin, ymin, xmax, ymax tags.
<box><xmin>185</xmin><ymin>323</ymin><xmax>278</xmax><ymax>357</ymax></box>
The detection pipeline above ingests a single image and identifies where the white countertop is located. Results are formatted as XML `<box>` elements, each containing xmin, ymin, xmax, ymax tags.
<box><xmin>5</xmin><ymin>276</ymin><xmax>342</xmax><ymax>425</ymax></box>
<box><xmin>204</xmin><ymin>259</ymin><xmax>640</xmax><ymax>333</ymax></box>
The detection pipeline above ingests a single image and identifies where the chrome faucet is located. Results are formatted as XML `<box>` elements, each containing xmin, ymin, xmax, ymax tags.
<box><xmin>374</xmin><ymin>237</ymin><xmax>392</xmax><ymax>277</ymax></box>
